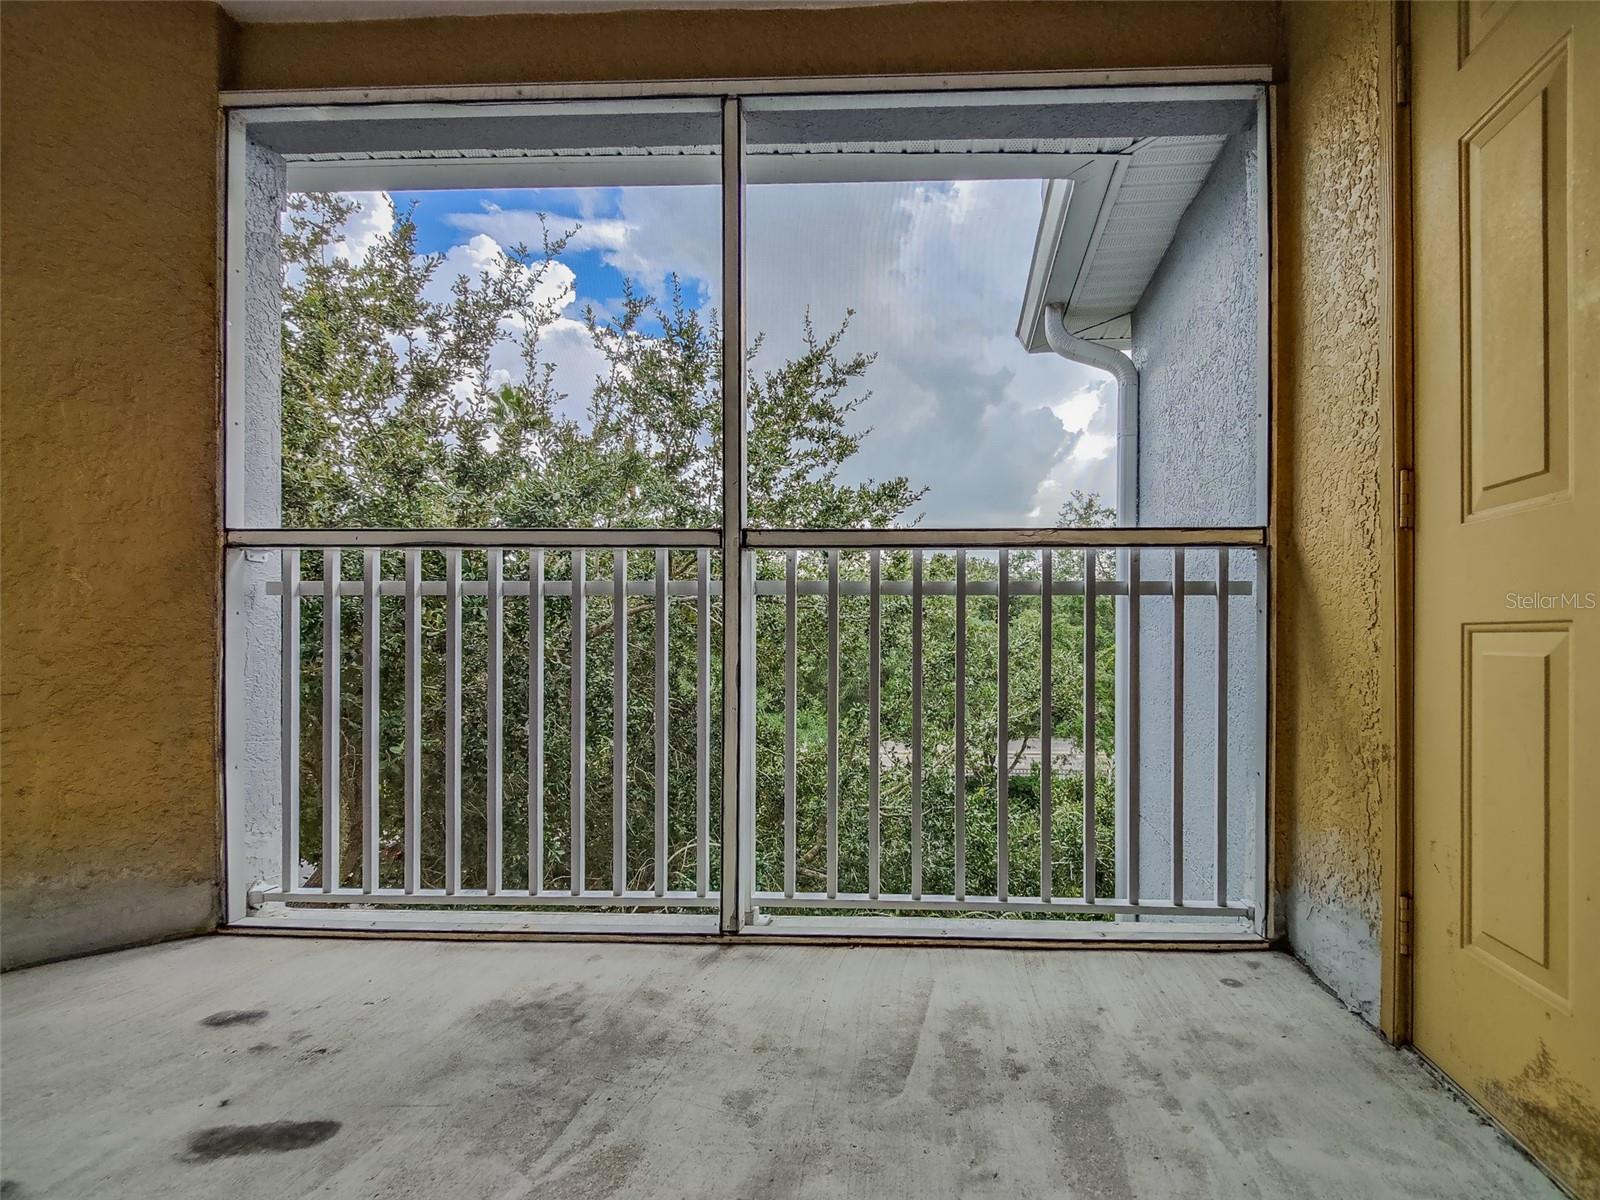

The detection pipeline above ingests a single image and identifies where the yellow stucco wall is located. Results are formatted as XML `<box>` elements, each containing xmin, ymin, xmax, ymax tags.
<box><xmin>1</xmin><ymin>2</ymin><xmax>231</xmax><ymax>967</ymax></box>
<box><xmin>1274</xmin><ymin>0</ymin><xmax>1396</xmax><ymax>1020</ymax></box>
<box><xmin>230</xmin><ymin>1</ymin><xmax>1281</xmax><ymax>90</ymax></box>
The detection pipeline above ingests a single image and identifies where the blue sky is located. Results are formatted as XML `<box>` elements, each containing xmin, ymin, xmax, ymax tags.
<box><xmin>395</xmin><ymin>187</ymin><xmax>713</xmax><ymax>326</ymax></box>
<box><xmin>321</xmin><ymin>180</ymin><xmax>1118</xmax><ymax>526</ymax></box>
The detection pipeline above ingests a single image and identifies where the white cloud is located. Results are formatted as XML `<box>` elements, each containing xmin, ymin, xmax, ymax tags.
<box><xmin>422</xmin><ymin>233</ymin><xmax>578</xmax><ymax>316</ymax></box>
<box><xmin>1070</xmin><ymin>432</ymin><xmax>1117</xmax><ymax>463</ymax></box>
<box><xmin>358</xmin><ymin>178</ymin><xmax>1135</xmax><ymax>524</ymax></box>
<box><xmin>447</xmin><ymin>187</ymin><xmax>721</xmax><ymax>305</ymax></box>
<box><xmin>1052</xmin><ymin>383</ymin><xmax>1106</xmax><ymax>435</ymax></box>
<box><xmin>734</xmin><ymin>177</ymin><xmax>1118</xmax><ymax>524</ymax></box>
<box><xmin>332</xmin><ymin>191</ymin><xmax>395</xmax><ymax>263</ymax></box>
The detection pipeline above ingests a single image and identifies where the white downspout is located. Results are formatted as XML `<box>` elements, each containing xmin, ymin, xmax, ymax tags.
<box><xmin>1041</xmin><ymin>303</ymin><xmax>1140</xmax><ymax>908</ymax></box>
<box><xmin>1041</xmin><ymin>304</ymin><xmax>1139</xmax><ymax>520</ymax></box>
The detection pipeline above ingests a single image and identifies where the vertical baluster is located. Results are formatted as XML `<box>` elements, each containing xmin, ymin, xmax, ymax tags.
<box><xmin>528</xmin><ymin>549</ymin><xmax>545</xmax><ymax>894</ymax></box>
<box><xmin>784</xmin><ymin>550</ymin><xmax>797</xmax><ymax>899</ymax></box>
<box><xmin>868</xmin><ymin>548</ymin><xmax>882</xmax><ymax>900</ymax></box>
<box><xmin>997</xmin><ymin>548</ymin><xmax>1011</xmax><ymax>902</ymax></box>
<box><xmin>655</xmin><ymin>548</ymin><xmax>669</xmax><ymax>898</ymax></box>
<box><xmin>570</xmin><ymin>550</ymin><xmax>587</xmax><ymax>895</ymax></box>
<box><xmin>403</xmin><ymin>550</ymin><xmax>421</xmax><ymax>894</ymax></box>
<box><xmin>486</xmin><ymin>549</ymin><xmax>504</xmax><ymax>895</ymax></box>
<box><xmin>361</xmin><ymin>548</ymin><xmax>380</xmax><ymax>894</ymax></box>
<box><xmin>1171</xmin><ymin>547</ymin><xmax>1185</xmax><ymax>904</ymax></box>
<box><xmin>826</xmin><ymin>548</ymin><xmax>840</xmax><ymax>899</ymax></box>
<box><xmin>1214</xmin><ymin>548</ymin><xmax>1230</xmax><ymax>906</ymax></box>
<box><xmin>695</xmin><ymin>549</ymin><xmax>710</xmax><ymax>899</ymax></box>
<box><xmin>911</xmin><ymin>549</ymin><xmax>924</xmax><ymax>901</ymax></box>
<box><xmin>1040</xmin><ymin>548</ymin><xmax>1053</xmax><ymax>903</ymax></box>
<box><xmin>1125</xmin><ymin>548</ymin><xmax>1141</xmax><ymax>905</ymax></box>
<box><xmin>444</xmin><ymin>548</ymin><xmax>462</xmax><ymax>895</ymax></box>
<box><xmin>612</xmin><ymin>549</ymin><xmax>628</xmax><ymax>896</ymax></box>
<box><xmin>1083</xmin><ymin>548</ymin><xmax>1098</xmax><ymax>902</ymax></box>
<box><xmin>322</xmin><ymin>548</ymin><xmax>341</xmax><ymax>893</ymax></box>
<box><xmin>955</xmin><ymin>549</ymin><xmax>968</xmax><ymax>902</ymax></box>
<box><xmin>280</xmin><ymin>549</ymin><xmax>301</xmax><ymax>895</ymax></box>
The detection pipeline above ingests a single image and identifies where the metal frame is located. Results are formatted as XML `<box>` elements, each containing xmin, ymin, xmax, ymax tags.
<box><xmin>220</xmin><ymin>72</ymin><xmax>1276</xmax><ymax>943</ymax></box>
<box><xmin>219</xmin><ymin>69</ymin><xmax>1272</xmax><ymax>110</ymax></box>
<box><xmin>226</xmin><ymin>528</ymin><xmax>722</xmax><ymax>548</ymax></box>
<box><xmin>745</xmin><ymin>527</ymin><xmax>1264</xmax><ymax>549</ymax></box>
<box><xmin>1379</xmin><ymin>0</ymin><xmax>1415</xmax><ymax>1044</ymax></box>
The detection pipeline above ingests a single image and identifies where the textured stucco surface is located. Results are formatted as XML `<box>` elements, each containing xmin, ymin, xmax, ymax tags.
<box><xmin>1135</xmin><ymin>123</ymin><xmax>1264</xmax><ymax>529</ymax></box>
<box><xmin>1129</xmin><ymin>122</ymin><xmax>1266</xmax><ymax>909</ymax></box>
<box><xmin>224</xmin><ymin>141</ymin><xmax>288</xmax><ymax>919</ymax></box>
<box><xmin>231</xmin><ymin>1</ymin><xmax>1282</xmax><ymax>92</ymax></box>
<box><xmin>1276</xmin><ymin>1</ymin><xmax>1390</xmax><ymax>1022</ymax></box>
<box><xmin>0</xmin><ymin>2</ymin><xmax>229</xmax><ymax>967</ymax></box>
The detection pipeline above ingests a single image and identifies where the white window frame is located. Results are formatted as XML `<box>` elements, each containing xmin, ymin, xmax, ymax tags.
<box><xmin>221</xmin><ymin>69</ymin><xmax>1274</xmax><ymax>939</ymax></box>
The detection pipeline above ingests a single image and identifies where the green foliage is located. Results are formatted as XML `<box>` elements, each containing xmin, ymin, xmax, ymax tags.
<box><xmin>282</xmin><ymin>192</ymin><xmax>1118</xmax><ymax>910</ymax></box>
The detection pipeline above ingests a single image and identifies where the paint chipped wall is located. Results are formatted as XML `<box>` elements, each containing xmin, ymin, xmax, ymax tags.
<box><xmin>1275</xmin><ymin>1</ymin><xmax>1391</xmax><ymax>1021</ymax></box>
<box><xmin>0</xmin><ymin>2</ymin><xmax>230</xmax><ymax>968</ymax></box>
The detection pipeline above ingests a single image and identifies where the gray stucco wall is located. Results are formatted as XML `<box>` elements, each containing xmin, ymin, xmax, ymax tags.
<box><xmin>1133</xmin><ymin>122</ymin><xmax>1263</xmax><ymax>529</ymax></box>
<box><xmin>223</xmin><ymin>136</ymin><xmax>288</xmax><ymax>919</ymax></box>
<box><xmin>1127</xmin><ymin>120</ymin><xmax>1266</xmax><ymax>914</ymax></box>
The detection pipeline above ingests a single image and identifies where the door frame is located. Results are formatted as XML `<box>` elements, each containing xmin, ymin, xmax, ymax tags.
<box><xmin>1380</xmin><ymin>0</ymin><xmax>1417</xmax><ymax>1046</ymax></box>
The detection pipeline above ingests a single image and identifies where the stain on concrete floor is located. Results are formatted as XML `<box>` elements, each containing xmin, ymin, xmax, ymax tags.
<box><xmin>199</xmin><ymin>1008</ymin><xmax>268</xmax><ymax>1027</ymax></box>
<box><xmin>181</xmin><ymin>1120</ymin><xmax>341</xmax><ymax>1161</ymax></box>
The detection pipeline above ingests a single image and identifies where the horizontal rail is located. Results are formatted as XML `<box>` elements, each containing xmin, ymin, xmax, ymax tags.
<box><xmin>262</xmin><ymin>887</ymin><xmax>719</xmax><ymax>910</ymax></box>
<box><xmin>229</xmin><ymin>528</ymin><xmax>722</xmax><ymax>548</ymax></box>
<box><xmin>264</xmin><ymin>577</ymin><xmax>1255</xmax><ymax>599</ymax></box>
<box><xmin>230</xmin><ymin>526</ymin><xmax>1264</xmax><ymax>550</ymax></box>
<box><xmin>745</xmin><ymin>527</ymin><xmax>1265</xmax><ymax>549</ymax></box>
<box><xmin>753</xmin><ymin>893</ymin><xmax>1251</xmax><ymax>918</ymax></box>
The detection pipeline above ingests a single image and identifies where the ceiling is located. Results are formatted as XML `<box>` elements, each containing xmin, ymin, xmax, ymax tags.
<box><xmin>220</xmin><ymin>0</ymin><xmax>924</xmax><ymax>24</ymax></box>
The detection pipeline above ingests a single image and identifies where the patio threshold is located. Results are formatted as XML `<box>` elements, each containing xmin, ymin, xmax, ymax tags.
<box><xmin>228</xmin><ymin>904</ymin><xmax>1261</xmax><ymax>947</ymax></box>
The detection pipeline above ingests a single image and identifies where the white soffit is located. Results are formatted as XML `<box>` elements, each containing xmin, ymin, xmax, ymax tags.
<box><xmin>1015</xmin><ymin>134</ymin><xmax>1229</xmax><ymax>353</ymax></box>
<box><xmin>281</xmin><ymin>136</ymin><xmax>1147</xmax><ymax>191</ymax></box>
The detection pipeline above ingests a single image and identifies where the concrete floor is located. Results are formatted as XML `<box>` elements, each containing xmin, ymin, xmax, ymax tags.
<box><xmin>0</xmin><ymin>936</ymin><xmax>1558</xmax><ymax>1200</ymax></box>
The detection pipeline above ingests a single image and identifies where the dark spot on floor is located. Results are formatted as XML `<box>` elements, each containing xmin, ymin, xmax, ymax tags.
<box><xmin>199</xmin><ymin>1009</ymin><xmax>268</xmax><ymax>1028</ymax></box>
<box><xmin>1220</xmin><ymin>978</ymin><xmax>1245</xmax><ymax>988</ymax></box>
<box><xmin>721</xmin><ymin>1085</ymin><xmax>765</xmax><ymax>1129</ymax></box>
<box><xmin>181</xmin><ymin>1120</ymin><xmax>341</xmax><ymax>1161</ymax></box>
<box><xmin>247</xmin><ymin>1043</ymin><xmax>276</xmax><ymax>1054</ymax></box>
<box><xmin>1244</xmin><ymin>959</ymin><xmax>1263</xmax><ymax>970</ymax></box>
<box><xmin>2</xmin><ymin>1180</ymin><xmax>24</xmax><ymax>1199</ymax></box>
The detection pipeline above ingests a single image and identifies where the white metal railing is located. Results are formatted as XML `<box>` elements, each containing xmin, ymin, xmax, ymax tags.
<box><xmin>747</xmin><ymin>542</ymin><xmax>1262</xmax><ymax>920</ymax></box>
<box><xmin>256</xmin><ymin>538</ymin><xmax>722</xmax><ymax>910</ymax></box>
<box><xmin>231</xmin><ymin>531</ymin><xmax>1263</xmax><ymax>928</ymax></box>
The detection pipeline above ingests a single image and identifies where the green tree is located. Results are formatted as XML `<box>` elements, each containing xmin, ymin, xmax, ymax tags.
<box><xmin>282</xmin><ymin>192</ymin><xmax>1117</xmax><ymax>911</ymax></box>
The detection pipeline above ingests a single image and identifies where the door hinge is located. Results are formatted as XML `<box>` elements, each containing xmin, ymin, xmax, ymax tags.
<box><xmin>1398</xmin><ymin>893</ymin><xmax>1413</xmax><ymax>957</ymax></box>
<box><xmin>1397</xmin><ymin>467</ymin><xmax>1415</xmax><ymax>530</ymax></box>
<box><xmin>1394</xmin><ymin>40</ymin><xmax>1410</xmax><ymax>107</ymax></box>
